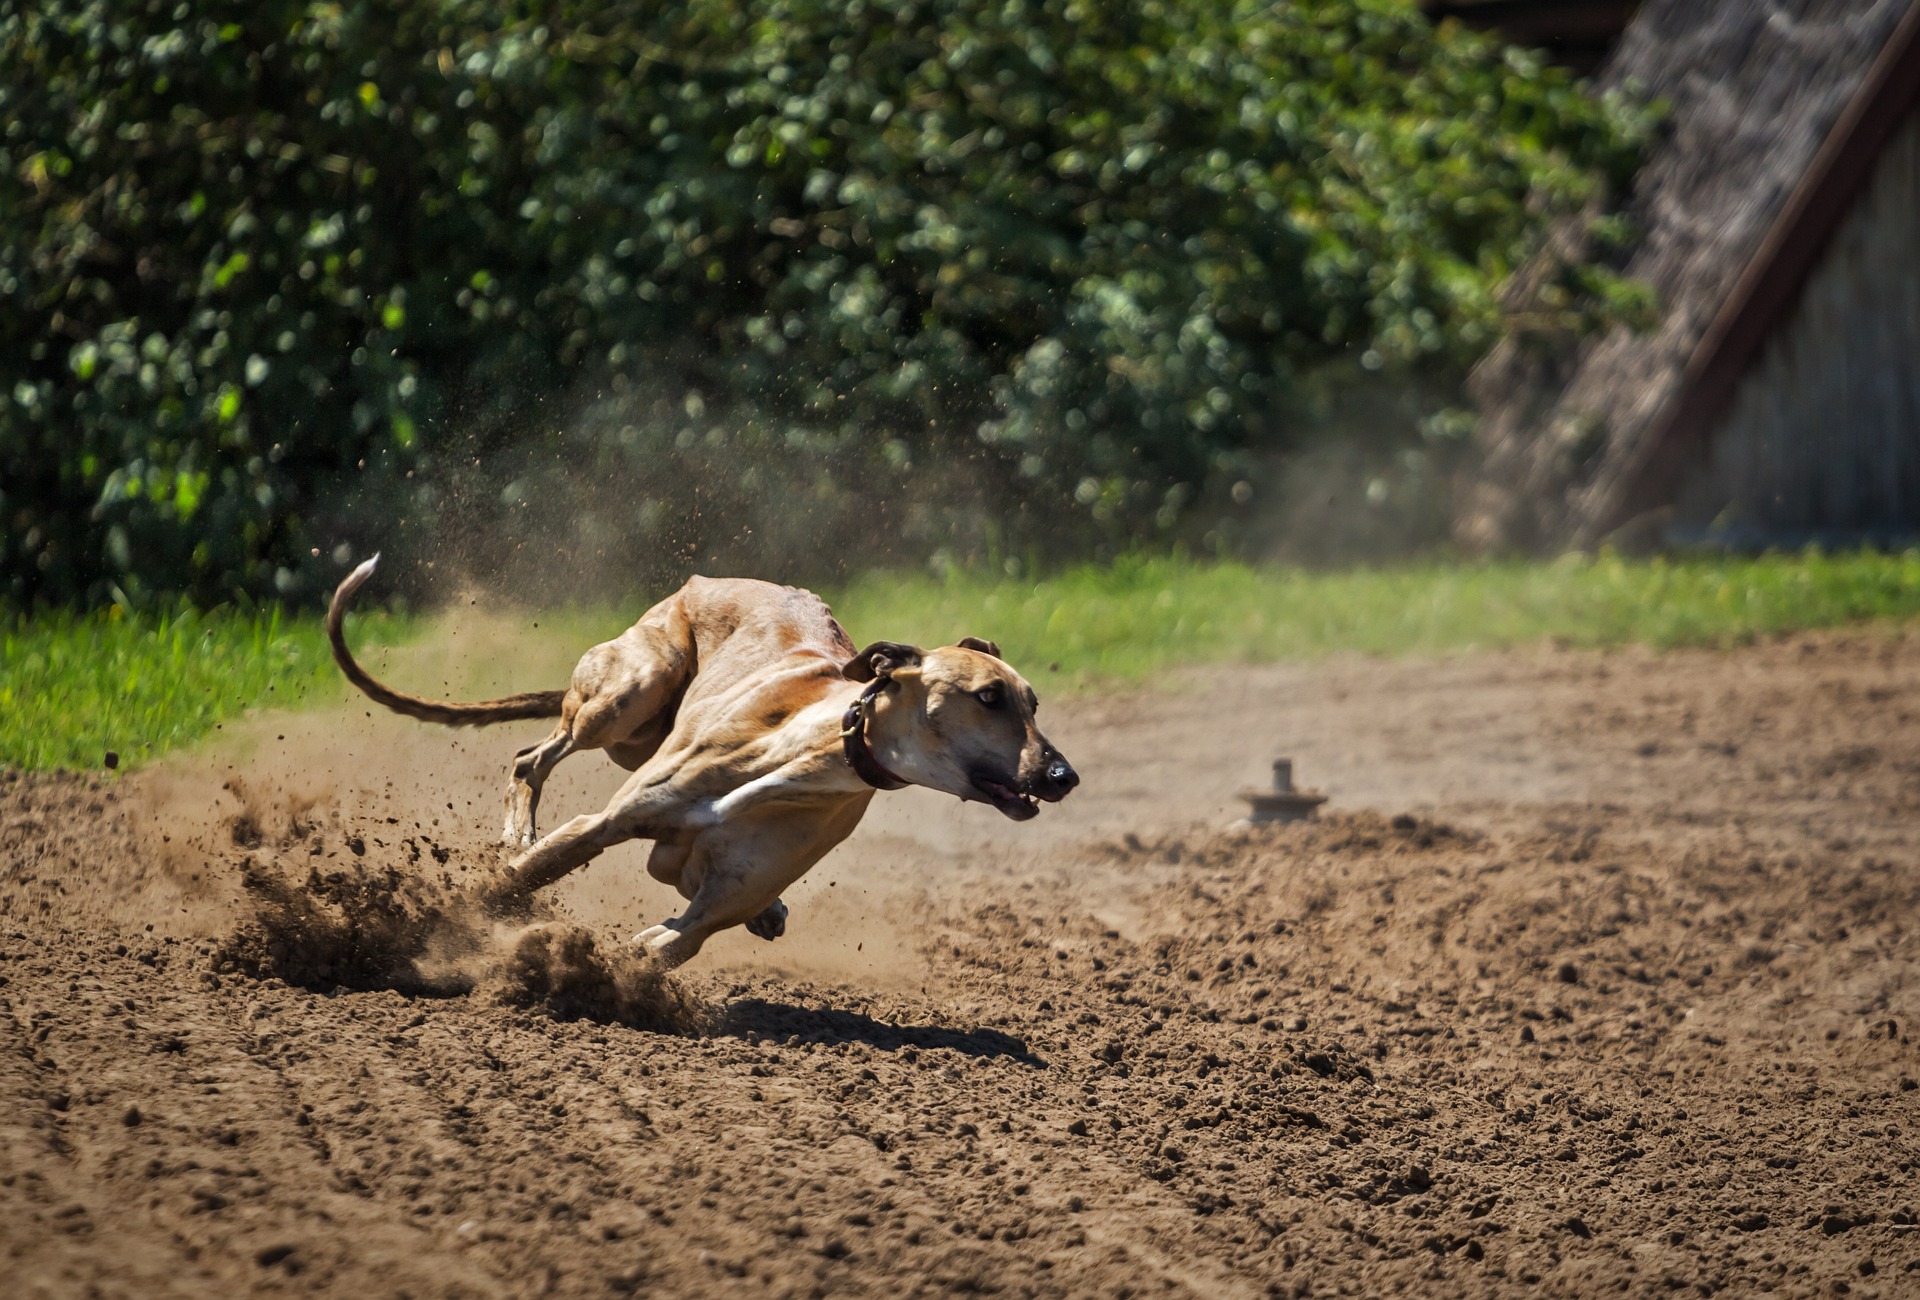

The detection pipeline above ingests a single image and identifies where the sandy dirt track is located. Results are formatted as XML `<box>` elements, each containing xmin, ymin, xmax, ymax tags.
<box><xmin>4</xmin><ymin>628</ymin><xmax>1919</xmax><ymax>1297</ymax></box>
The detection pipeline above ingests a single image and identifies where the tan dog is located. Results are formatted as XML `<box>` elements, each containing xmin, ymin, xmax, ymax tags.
<box><xmin>326</xmin><ymin>558</ymin><xmax>1078</xmax><ymax>966</ymax></box>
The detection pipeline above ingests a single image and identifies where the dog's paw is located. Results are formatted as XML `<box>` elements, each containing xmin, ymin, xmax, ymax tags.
<box><xmin>630</xmin><ymin>920</ymin><xmax>701</xmax><ymax>969</ymax></box>
<box><xmin>744</xmin><ymin>898</ymin><xmax>788</xmax><ymax>941</ymax></box>
<box><xmin>631</xmin><ymin>921</ymin><xmax>677</xmax><ymax>948</ymax></box>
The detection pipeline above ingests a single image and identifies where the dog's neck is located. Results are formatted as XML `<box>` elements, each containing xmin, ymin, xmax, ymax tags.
<box><xmin>840</xmin><ymin>678</ymin><xmax>910</xmax><ymax>791</ymax></box>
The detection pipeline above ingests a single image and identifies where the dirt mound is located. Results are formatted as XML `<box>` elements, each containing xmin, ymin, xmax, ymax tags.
<box><xmin>481</xmin><ymin>921</ymin><xmax>705</xmax><ymax>1032</ymax></box>
<box><xmin>214</xmin><ymin>857</ymin><xmax>480</xmax><ymax>994</ymax></box>
<box><xmin>207</xmin><ymin>808</ymin><xmax>704</xmax><ymax>1033</ymax></box>
<box><xmin>196</xmin><ymin>776</ymin><xmax>495</xmax><ymax>991</ymax></box>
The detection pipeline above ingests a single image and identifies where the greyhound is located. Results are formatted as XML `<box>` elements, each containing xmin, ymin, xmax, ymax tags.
<box><xmin>326</xmin><ymin>558</ymin><xmax>1077</xmax><ymax>966</ymax></box>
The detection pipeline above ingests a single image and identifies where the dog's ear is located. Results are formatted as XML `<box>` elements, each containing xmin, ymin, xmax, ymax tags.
<box><xmin>956</xmin><ymin>636</ymin><xmax>1001</xmax><ymax>659</ymax></box>
<box><xmin>844</xmin><ymin>641</ymin><xmax>924</xmax><ymax>682</ymax></box>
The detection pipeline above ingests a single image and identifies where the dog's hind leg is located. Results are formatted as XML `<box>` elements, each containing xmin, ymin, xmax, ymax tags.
<box><xmin>503</xmin><ymin>725</ymin><xmax>576</xmax><ymax>846</ymax></box>
<box><xmin>499</xmin><ymin>610</ymin><xmax>691</xmax><ymax>846</ymax></box>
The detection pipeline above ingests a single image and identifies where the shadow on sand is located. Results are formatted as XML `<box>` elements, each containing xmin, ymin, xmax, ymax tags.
<box><xmin>716</xmin><ymin>998</ymin><xmax>1045</xmax><ymax>1066</ymax></box>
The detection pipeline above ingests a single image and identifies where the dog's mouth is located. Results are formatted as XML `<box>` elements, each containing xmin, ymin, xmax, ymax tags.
<box><xmin>970</xmin><ymin>773</ymin><xmax>1039</xmax><ymax>821</ymax></box>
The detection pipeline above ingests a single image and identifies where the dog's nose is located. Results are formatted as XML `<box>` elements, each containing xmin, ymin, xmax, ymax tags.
<box><xmin>1043</xmin><ymin>754</ymin><xmax>1079</xmax><ymax>796</ymax></box>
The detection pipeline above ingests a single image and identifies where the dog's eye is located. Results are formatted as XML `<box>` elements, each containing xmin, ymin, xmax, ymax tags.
<box><xmin>974</xmin><ymin>686</ymin><xmax>1004</xmax><ymax>709</ymax></box>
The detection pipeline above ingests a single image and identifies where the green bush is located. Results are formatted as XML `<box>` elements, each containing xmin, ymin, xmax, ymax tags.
<box><xmin>0</xmin><ymin>0</ymin><xmax>1653</xmax><ymax>608</ymax></box>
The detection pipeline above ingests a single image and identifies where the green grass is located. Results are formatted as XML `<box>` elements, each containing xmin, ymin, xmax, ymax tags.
<box><xmin>0</xmin><ymin>603</ymin><xmax>411</xmax><ymax>772</ymax></box>
<box><xmin>5</xmin><ymin>549</ymin><xmax>1918</xmax><ymax>771</ymax></box>
<box><xmin>828</xmin><ymin>549</ymin><xmax>1920</xmax><ymax>685</ymax></box>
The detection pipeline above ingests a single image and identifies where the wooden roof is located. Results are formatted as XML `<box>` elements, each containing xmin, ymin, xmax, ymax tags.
<box><xmin>1457</xmin><ymin>0</ymin><xmax>1920</xmax><ymax>551</ymax></box>
<box><xmin>1603</xmin><ymin>0</ymin><xmax>1920</xmax><ymax>533</ymax></box>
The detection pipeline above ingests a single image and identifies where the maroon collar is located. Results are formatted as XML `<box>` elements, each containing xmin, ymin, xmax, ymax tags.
<box><xmin>841</xmin><ymin>678</ymin><xmax>910</xmax><ymax>791</ymax></box>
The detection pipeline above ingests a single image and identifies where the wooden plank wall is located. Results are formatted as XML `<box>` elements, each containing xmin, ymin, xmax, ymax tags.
<box><xmin>1672</xmin><ymin>105</ymin><xmax>1920</xmax><ymax>542</ymax></box>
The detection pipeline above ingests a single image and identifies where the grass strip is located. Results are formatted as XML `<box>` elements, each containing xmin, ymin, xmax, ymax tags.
<box><xmin>0</xmin><ymin>603</ymin><xmax>410</xmax><ymax>772</ymax></box>
<box><xmin>5</xmin><ymin>548</ymin><xmax>1916</xmax><ymax>772</ymax></box>
<box><xmin>828</xmin><ymin>549</ymin><xmax>1920</xmax><ymax>684</ymax></box>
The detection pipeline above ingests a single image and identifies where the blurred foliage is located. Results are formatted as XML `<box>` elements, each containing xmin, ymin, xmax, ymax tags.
<box><xmin>0</xmin><ymin>0</ymin><xmax>1655</xmax><ymax>608</ymax></box>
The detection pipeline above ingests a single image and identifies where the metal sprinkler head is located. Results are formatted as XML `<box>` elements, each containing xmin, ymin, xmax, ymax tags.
<box><xmin>1236</xmin><ymin>758</ymin><xmax>1327</xmax><ymax>825</ymax></box>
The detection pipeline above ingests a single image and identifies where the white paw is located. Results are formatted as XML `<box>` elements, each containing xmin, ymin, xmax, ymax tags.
<box><xmin>629</xmin><ymin>920</ymin><xmax>700</xmax><ymax>969</ymax></box>
<box><xmin>630</xmin><ymin>922</ymin><xmax>676</xmax><ymax>948</ymax></box>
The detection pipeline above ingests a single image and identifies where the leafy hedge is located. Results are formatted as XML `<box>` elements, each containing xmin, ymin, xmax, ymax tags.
<box><xmin>0</xmin><ymin>0</ymin><xmax>1654</xmax><ymax>607</ymax></box>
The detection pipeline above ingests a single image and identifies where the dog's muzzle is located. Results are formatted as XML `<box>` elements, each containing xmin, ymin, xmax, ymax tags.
<box><xmin>1035</xmin><ymin>750</ymin><xmax>1079</xmax><ymax>801</ymax></box>
<box><xmin>974</xmin><ymin>747</ymin><xmax>1078</xmax><ymax>820</ymax></box>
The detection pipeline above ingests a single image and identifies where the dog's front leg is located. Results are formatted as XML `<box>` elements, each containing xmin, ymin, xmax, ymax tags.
<box><xmin>486</xmin><ymin>779</ymin><xmax>683</xmax><ymax>906</ymax></box>
<box><xmin>484</xmin><ymin>812</ymin><xmax>616</xmax><ymax>906</ymax></box>
<box><xmin>630</xmin><ymin>796</ymin><xmax>869</xmax><ymax>965</ymax></box>
<box><xmin>695</xmin><ymin>756</ymin><xmax>854</xmax><ymax>827</ymax></box>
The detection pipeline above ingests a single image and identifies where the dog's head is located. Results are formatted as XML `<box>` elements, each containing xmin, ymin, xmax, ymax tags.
<box><xmin>845</xmin><ymin>638</ymin><xmax>1078</xmax><ymax>820</ymax></box>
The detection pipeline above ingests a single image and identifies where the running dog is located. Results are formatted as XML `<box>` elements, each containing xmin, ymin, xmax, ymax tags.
<box><xmin>326</xmin><ymin>558</ymin><xmax>1078</xmax><ymax>966</ymax></box>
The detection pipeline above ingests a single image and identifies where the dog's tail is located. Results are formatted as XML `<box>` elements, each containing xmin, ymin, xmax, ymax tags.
<box><xmin>327</xmin><ymin>555</ymin><xmax>566</xmax><ymax>727</ymax></box>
